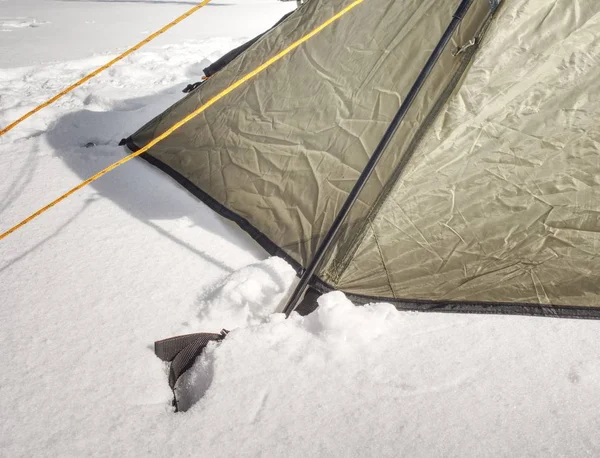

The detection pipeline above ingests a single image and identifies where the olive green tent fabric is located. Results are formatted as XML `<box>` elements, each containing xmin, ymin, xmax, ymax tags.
<box><xmin>130</xmin><ymin>0</ymin><xmax>493</xmax><ymax>266</ymax></box>
<box><xmin>334</xmin><ymin>0</ymin><xmax>600</xmax><ymax>308</ymax></box>
<box><xmin>128</xmin><ymin>0</ymin><xmax>600</xmax><ymax>316</ymax></box>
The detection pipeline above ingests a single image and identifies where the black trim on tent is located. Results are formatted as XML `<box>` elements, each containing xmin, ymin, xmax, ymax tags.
<box><xmin>123</xmin><ymin>137</ymin><xmax>600</xmax><ymax>321</ymax></box>
<box><xmin>202</xmin><ymin>11</ymin><xmax>295</xmax><ymax>78</ymax></box>
<box><xmin>342</xmin><ymin>292</ymin><xmax>600</xmax><ymax>320</ymax></box>
<box><xmin>123</xmin><ymin>137</ymin><xmax>307</xmax><ymax>277</ymax></box>
<box><xmin>177</xmin><ymin>10</ymin><xmax>298</xmax><ymax>96</ymax></box>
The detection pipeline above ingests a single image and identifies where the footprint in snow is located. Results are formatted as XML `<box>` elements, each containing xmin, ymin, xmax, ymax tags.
<box><xmin>0</xmin><ymin>17</ymin><xmax>50</xmax><ymax>32</ymax></box>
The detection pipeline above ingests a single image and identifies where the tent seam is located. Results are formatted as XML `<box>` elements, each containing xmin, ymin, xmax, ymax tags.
<box><xmin>330</xmin><ymin>11</ymin><xmax>490</xmax><ymax>284</ymax></box>
<box><xmin>370</xmin><ymin>219</ymin><xmax>397</xmax><ymax>299</ymax></box>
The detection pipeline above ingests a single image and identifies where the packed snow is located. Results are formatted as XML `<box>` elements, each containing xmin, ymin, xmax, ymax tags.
<box><xmin>1</xmin><ymin>0</ymin><xmax>600</xmax><ymax>456</ymax></box>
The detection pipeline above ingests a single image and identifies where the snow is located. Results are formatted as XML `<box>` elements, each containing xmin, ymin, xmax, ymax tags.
<box><xmin>0</xmin><ymin>0</ymin><xmax>291</xmax><ymax>67</ymax></box>
<box><xmin>1</xmin><ymin>0</ymin><xmax>600</xmax><ymax>456</ymax></box>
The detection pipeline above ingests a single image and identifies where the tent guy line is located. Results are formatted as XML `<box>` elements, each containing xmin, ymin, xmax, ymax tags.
<box><xmin>127</xmin><ymin>0</ymin><xmax>600</xmax><ymax>318</ymax></box>
<box><xmin>0</xmin><ymin>0</ymin><xmax>213</xmax><ymax>137</ymax></box>
<box><xmin>0</xmin><ymin>0</ymin><xmax>366</xmax><ymax>242</ymax></box>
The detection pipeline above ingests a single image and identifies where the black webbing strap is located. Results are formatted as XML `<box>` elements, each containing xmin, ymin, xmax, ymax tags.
<box><xmin>155</xmin><ymin>330</ymin><xmax>229</xmax><ymax>390</ymax></box>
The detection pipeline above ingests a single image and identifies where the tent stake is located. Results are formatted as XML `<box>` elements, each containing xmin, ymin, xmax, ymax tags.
<box><xmin>283</xmin><ymin>0</ymin><xmax>475</xmax><ymax>317</ymax></box>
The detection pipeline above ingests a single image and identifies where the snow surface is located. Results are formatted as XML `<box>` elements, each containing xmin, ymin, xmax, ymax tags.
<box><xmin>1</xmin><ymin>0</ymin><xmax>600</xmax><ymax>456</ymax></box>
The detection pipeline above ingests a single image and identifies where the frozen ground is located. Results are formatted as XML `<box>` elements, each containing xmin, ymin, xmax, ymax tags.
<box><xmin>1</xmin><ymin>0</ymin><xmax>600</xmax><ymax>456</ymax></box>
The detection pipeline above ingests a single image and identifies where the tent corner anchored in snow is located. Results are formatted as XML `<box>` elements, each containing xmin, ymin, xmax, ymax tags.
<box><xmin>122</xmin><ymin>0</ymin><xmax>600</xmax><ymax>320</ymax></box>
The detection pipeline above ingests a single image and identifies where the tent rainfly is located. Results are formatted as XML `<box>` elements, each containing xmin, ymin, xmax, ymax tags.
<box><xmin>123</xmin><ymin>0</ymin><xmax>600</xmax><ymax>319</ymax></box>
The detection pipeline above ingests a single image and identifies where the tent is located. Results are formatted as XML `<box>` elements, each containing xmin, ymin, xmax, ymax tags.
<box><xmin>122</xmin><ymin>0</ymin><xmax>600</xmax><ymax>319</ymax></box>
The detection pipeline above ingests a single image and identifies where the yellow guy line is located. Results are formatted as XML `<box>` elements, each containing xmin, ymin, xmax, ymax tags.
<box><xmin>0</xmin><ymin>0</ymin><xmax>212</xmax><ymax>137</ymax></box>
<box><xmin>0</xmin><ymin>0</ymin><xmax>366</xmax><ymax>242</ymax></box>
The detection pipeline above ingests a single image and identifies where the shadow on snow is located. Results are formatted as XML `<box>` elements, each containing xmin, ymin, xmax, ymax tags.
<box><xmin>44</xmin><ymin>65</ymin><xmax>264</xmax><ymax>273</ymax></box>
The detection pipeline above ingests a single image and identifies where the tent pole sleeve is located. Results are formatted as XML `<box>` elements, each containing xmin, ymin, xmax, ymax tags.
<box><xmin>282</xmin><ymin>0</ymin><xmax>475</xmax><ymax>317</ymax></box>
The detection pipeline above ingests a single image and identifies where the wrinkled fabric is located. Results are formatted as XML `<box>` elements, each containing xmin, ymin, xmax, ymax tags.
<box><xmin>338</xmin><ymin>0</ymin><xmax>600</xmax><ymax>306</ymax></box>
<box><xmin>131</xmin><ymin>0</ymin><xmax>491</xmax><ymax>266</ymax></box>
<box><xmin>130</xmin><ymin>0</ymin><xmax>600</xmax><ymax>309</ymax></box>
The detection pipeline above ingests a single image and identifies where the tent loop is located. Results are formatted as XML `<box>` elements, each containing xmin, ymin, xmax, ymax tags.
<box><xmin>452</xmin><ymin>37</ymin><xmax>477</xmax><ymax>56</ymax></box>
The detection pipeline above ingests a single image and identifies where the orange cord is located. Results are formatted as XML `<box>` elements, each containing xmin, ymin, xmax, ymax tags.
<box><xmin>0</xmin><ymin>0</ymin><xmax>212</xmax><ymax>137</ymax></box>
<box><xmin>0</xmin><ymin>0</ymin><xmax>366</xmax><ymax>242</ymax></box>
